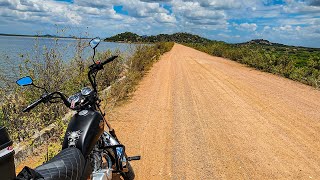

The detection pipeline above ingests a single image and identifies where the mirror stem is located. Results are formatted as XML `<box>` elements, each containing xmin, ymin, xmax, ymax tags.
<box><xmin>32</xmin><ymin>83</ymin><xmax>48</xmax><ymax>93</ymax></box>
<box><xmin>92</xmin><ymin>48</ymin><xmax>96</xmax><ymax>63</ymax></box>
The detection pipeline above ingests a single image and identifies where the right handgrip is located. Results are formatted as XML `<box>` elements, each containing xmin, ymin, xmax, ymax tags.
<box><xmin>23</xmin><ymin>98</ymin><xmax>43</xmax><ymax>112</ymax></box>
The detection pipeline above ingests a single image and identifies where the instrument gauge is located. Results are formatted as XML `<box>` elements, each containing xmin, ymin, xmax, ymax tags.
<box><xmin>68</xmin><ymin>93</ymin><xmax>81</xmax><ymax>103</ymax></box>
<box><xmin>81</xmin><ymin>87</ymin><xmax>93</xmax><ymax>96</ymax></box>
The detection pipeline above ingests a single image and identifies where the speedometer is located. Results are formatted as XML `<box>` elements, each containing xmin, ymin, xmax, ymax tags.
<box><xmin>68</xmin><ymin>93</ymin><xmax>81</xmax><ymax>104</ymax></box>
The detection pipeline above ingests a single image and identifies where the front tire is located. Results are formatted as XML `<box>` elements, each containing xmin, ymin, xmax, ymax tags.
<box><xmin>121</xmin><ymin>162</ymin><xmax>135</xmax><ymax>180</ymax></box>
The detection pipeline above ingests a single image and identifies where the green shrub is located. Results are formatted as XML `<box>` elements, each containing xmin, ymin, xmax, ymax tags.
<box><xmin>108</xmin><ymin>42</ymin><xmax>174</xmax><ymax>104</ymax></box>
<box><xmin>185</xmin><ymin>42</ymin><xmax>320</xmax><ymax>88</ymax></box>
<box><xmin>0</xmin><ymin>39</ymin><xmax>174</xmax><ymax>143</ymax></box>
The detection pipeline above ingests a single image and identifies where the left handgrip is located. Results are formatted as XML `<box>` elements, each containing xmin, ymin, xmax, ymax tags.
<box><xmin>23</xmin><ymin>98</ymin><xmax>43</xmax><ymax>112</ymax></box>
<box><xmin>101</xmin><ymin>56</ymin><xmax>118</xmax><ymax>66</ymax></box>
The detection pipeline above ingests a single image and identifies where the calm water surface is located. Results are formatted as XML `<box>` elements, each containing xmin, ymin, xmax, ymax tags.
<box><xmin>0</xmin><ymin>36</ymin><xmax>138</xmax><ymax>79</ymax></box>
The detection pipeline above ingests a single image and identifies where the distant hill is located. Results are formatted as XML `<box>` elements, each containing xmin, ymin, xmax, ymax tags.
<box><xmin>237</xmin><ymin>39</ymin><xmax>320</xmax><ymax>50</ymax></box>
<box><xmin>238</xmin><ymin>39</ymin><xmax>291</xmax><ymax>47</ymax></box>
<box><xmin>104</xmin><ymin>32</ymin><xmax>213</xmax><ymax>43</ymax></box>
<box><xmin>105</xmin><ymin>32</ymin><xmax>141</xmax><ymax>42</ymax></box>
<box><xmin>104</xmin><ymin>32</ymin><xmax>319</xmax><ymax>50</ymax></box>
<box><xmin>241</xmin><ymin>39</ymin><xmax>275</xmax><ymax>46</ymax></box>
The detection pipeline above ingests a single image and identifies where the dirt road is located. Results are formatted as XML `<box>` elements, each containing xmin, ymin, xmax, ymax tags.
<box><xmin>109</xmin><ymin>44</ymin><xmax>320</xmax><ymax>179</ymax></box>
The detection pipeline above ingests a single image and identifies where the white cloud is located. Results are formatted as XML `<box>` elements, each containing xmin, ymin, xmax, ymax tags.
<box><xmin>140</xmin><ymin>0</ymin><xmax>172</xmax><ymax>2</ymax></box>
<box><xmin>218</xmin><ymin>33</ymin><xmax>240</xmax><ymax>38</ymax></box>
<box><xmin>155</xmin><ymin>13</ymin><xmax>176</xmax><ymax>23</ymax></box>
<box><xmin>283</xmin><ymin>0</ymin><xmax>320</xmax><ymax>15</ymax></box>
<box><xmin>234</xmin><ymin>23</ymin><xmax>258</xmax><ymax>32</ymax></box>
<box><xmin>263</xmin><ymin>26</ymin><xmax>270</xmax><ymax>31</ymax></box>
<box><xmin>0</xmin><ymin>0</ymin><xmax>319</xmax><ymax>47</ymax></box>
<box><xmin>308</xmin><ymin>0</ymin><xmax>320</xmax><ymax>6</ymax></box>
<box><xmin>0</xmin><ymin>0</ymin><xmax>83</xmax><ymax>25</ymax></box>
<box><xmin>276</xmin><ymin>25</ymin><xmax>293</xmax><ymax>31</ymax></box>
<box><xmin>295</xmin><ymin>26</ymin><xmax>301</xmax><ymax>31</ymax></box>
<box><xmin>182</xmin><ymin>0</ymin><xmax>241</xmax><ymax>9</ymax></box>
<box><xmin>171</xmin><ymin>0</ymin><xmax>227</xmax><ymax>29</ymax></box>
<box><xmin>119</xmin><ymin>1</ymin><xmax>168</xmax><ymax>18</ymax></box>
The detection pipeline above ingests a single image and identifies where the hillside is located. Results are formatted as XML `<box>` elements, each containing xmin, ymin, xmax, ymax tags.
<box><xmin>104</xmin><ymin>32</ymin><xmax>212</xmax><ymax>43</ymax></box>
<box><xmin>238</xmin><ymin>39</ymin><xmax>320</xmax><ymax>50</ymax></box>
<box><xmin>106</xmin><ymin>32</ymin><xmax>320</xmax><ymax>50</ymax></box>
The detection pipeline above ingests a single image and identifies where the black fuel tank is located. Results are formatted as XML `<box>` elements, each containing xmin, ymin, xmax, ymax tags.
<box><xmin>62</xmin><ymin>110</ymin><xmax>104</xmax><ymax>157</ymax></box>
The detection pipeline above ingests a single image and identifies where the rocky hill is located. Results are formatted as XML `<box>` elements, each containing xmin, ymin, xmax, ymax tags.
<box><xmin>104</xmin><ymin>32</ymin><xmax>212</xmax><ymax>43</ymax></box>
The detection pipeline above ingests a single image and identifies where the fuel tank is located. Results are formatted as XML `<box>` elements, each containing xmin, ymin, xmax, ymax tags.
<box><xmin>62</xmin><ymin>110</ymin><xmax>104</xmax><ymax>157</ymax></box>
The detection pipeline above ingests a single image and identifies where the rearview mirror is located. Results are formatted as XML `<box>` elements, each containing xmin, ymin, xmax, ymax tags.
<box><xmin>16</xmin><ymin>76</ymin><xmax>33</xmax><ymax>86</ymax></box>
<box><xmin>89</xmin><ymin>37</ymin><xmax>101</xmax><ymax>49</ymax></box>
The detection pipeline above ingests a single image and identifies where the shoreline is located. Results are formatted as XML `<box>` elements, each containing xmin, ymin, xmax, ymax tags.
<box><xmin>0</xmin><ymin>34</ymin><xmax>90</xmax><ymax>40</ymax></box>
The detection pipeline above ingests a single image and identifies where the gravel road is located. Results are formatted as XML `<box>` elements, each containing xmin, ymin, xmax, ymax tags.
<box><xmin>109</xmin><ymin>44</ymin><xmax>320</xmax><ymax>179</ymax></box>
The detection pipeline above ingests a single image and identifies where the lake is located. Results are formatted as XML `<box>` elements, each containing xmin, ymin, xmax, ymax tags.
<box><xmin>0</xmin><ymin>36</ymin><xmax>137</xmax><ymax>61</ymax></box>
<box><xmin>0</xmin><ymin>36</ymin><xmax>138</xmax><ymax>80</ymax></box>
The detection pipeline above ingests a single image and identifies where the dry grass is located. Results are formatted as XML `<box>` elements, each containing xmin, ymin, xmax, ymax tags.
<box><xmin>0</xmin><ymin>40</ymin><xmax>173</xmax><ymax>145</ymax></box>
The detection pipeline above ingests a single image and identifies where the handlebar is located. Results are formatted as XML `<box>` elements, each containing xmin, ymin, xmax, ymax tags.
<box><xmin>89</xmin><ymin>56</ymin><xmax>119</xmax><ymax>72</ymax></box>
<box><xmin>101</xmin><ymin>55</ymin><xmax>118</xmax><ymax>66</ymax></box>
<box><xmin>23</xmin><ymin>98</ymin><xmax>43</xmax><ymax>112</ymax></box>
<box><xmin>22</xmin><ymin>55</ymin><xmax>118</xmax><ymax>112</ymax></box>
<box><xmin>23</xmin><ymin>91</ymin><xmax>70</xmax><ymax>112</ymax></box>
<box><xmin>89</xmin><ymin>55</ymin><xmax>118</xmax><ymax>92</ymax></box>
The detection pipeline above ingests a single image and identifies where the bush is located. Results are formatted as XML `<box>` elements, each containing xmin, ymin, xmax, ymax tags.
<box><xmin>185</xmin><ymin>42</ymin><xmax>320</xmax><ymax>88</ymax></box>
<box><xmin>108</xmin><ymin>42</ymin><xmax>174</xmax><ymax>104</ymax></box>
<box><xmin>0</xmin><ymin>39</ymin><xmax>174</xmax><ymax>143</ymax></box>
<box><xmin>0</xmin><ymin>38</ymin><xmax>120</xmax><ymax>142</ymax></box>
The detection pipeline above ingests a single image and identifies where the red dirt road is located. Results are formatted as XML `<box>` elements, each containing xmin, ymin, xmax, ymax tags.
<box><xmin>109</xmin><ymin>44</ymin><xmax>320</xmax><ymax>179</ymax></box>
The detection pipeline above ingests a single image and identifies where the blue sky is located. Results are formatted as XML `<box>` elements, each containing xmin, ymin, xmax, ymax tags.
<box><xmin>0</xmin><ymin>0</ymin><xmax>319</xmax><ymax>47</ymax></box>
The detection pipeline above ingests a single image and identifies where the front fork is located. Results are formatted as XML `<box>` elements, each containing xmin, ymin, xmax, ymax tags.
<box><xmin>108</xmin><ymin>129</ymin><xmax>119</xmax><ymax>141</ymax></box>
<box><xmin>102</xmin><ymin>134</ymin><xmax>140</xmax><ymax>173</ymax></box>
<box><xmin>95</xmin><ymin>131</ymin><xmax>129</xmax><ymax>173</ymax></box>
<box><xmin>90</xmin><ymin>131</ymin><xmax>121</xmax><ymax>180</ymax></box>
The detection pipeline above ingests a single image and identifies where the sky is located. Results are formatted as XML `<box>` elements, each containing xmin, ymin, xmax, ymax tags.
<box><xmin>0</xmin><ymin>0</ymin><xmax>320</xmax><ymax>47</ymax></box>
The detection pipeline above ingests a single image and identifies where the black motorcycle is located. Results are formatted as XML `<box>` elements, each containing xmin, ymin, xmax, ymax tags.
<box><xmin>0</xmin><ymin>37</ymin><xmax>140</xmax><ymax>180</ymax></box>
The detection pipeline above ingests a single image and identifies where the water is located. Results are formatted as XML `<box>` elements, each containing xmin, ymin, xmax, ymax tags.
<box><xmin>0</xmin><ymin>36</ymin><xmax>138</xmax><ymax>80</ymax></box>
<box><xmin>0</xmin><ymin>36</ymin><xmax>137</xmax><ymax>62</ymax></box>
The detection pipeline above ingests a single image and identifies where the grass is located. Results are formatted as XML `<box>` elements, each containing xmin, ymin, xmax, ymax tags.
<box><xmin>0</xmin><ymin>38</ymin><xmax>173</xmax><ymax>143</ymax></box>
<box><xmin>0</xmin><ymin>37</ymin><xmax>173</xmax><ymax>149</ymax></box>
<box><xmin>184</xmin><ymin>42</ymin><xmax>320</xmax><ymax>88</ymax></box>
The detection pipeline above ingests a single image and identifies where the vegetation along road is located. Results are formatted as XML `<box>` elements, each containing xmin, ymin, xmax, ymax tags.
<box><xmin>109</xmin><ymin>44</ymin><xmax>320</xmax><ymax>179</ymax></box>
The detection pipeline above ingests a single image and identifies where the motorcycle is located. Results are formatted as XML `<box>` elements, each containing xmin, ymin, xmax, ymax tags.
<box><xmin>0</xmin><ymin>37</ymin><xmax>140</xmax><ymax>180</ymax></box>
